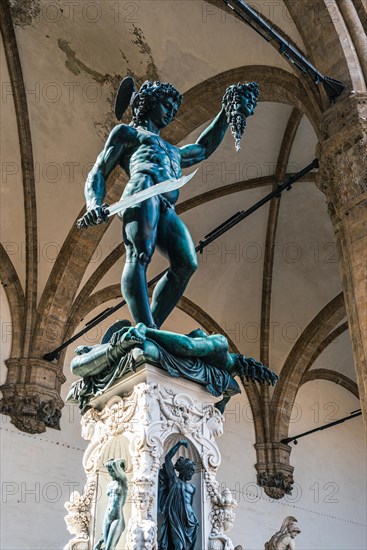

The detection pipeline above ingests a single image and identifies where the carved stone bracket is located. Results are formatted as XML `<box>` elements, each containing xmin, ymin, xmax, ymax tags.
<box><xmin>0</xmin><ymin>358</ymin><xmax>65</xmax><ymax>433</ymax></box>
<box><xmin>257</xmin><ymin>471</ymin><xmax>294</xmax><ymax>500</ymax></box>
<box><xmin>255</xmin><ymin>442</ymin><xmax>294</xmax><ymax>499</ymax></box>
<box><xmin>66</xmin><ymin>366</ymin><xmax>238</xmax><ymax>549</ymax></box>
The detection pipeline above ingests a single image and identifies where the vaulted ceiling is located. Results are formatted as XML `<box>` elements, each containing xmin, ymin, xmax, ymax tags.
<box><xmin>0</xmin><ymin>0</ymin><xmax>358</xmax><ymax>430</ymax></box>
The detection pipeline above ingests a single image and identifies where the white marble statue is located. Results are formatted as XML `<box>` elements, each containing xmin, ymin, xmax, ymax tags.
<box><xmin>265</xmin><ymin>516</ymin><xmax>301</xmax><ymax>550</ymax></box>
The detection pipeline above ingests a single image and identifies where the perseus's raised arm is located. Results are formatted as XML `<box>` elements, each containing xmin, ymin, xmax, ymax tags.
<box><xmin>82</xmin><ymin>124</ymin><xmax>134</xmax><ymax>226</ymax></box>
<box><xmin>180</xmin><ymin>82</ymin><xmax>259</xmax><ymax>168</ymax></box>
<box><xmin>180</xmin><ymin>107</ymin><xmax>229</xmax><ymax>168</ymax></box>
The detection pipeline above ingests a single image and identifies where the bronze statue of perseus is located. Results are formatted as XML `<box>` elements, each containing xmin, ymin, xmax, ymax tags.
<box><xmin>78</xmin><ymin>77</ymin><xmax>259</xmax><ymax>328</ymax></box>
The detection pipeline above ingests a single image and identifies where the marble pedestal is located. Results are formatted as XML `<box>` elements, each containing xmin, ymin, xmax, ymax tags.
<box><xmin>64</xmin><ymin>363</ymin><xmax>237</xmax><ymax>550</ymax></box>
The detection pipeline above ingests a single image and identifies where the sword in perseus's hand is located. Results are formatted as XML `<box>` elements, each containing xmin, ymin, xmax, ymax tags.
<box><xmin>77</xmin><ymin>170</ymin><xmax>198</xmax><ymax>229</ymax></box>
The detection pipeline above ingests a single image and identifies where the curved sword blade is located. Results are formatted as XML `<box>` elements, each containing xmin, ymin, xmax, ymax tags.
<box><xmin>106</xmin><ymin>169</ymin><xmax>198</xmax><ymax>217</ymax></box>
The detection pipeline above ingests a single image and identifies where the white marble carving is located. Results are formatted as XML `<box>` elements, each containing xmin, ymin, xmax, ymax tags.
<box><xmin>208</xmin><ymin>488</ymin><xmax>237</xmax><ymax>550</ymax></box>
<box><xmin>63</xmin><ymin>481</ymin><xmax>96</xmax><ymax>550</ymax></box>
<box><xmin>265</xmin><ymin>517</ymin><xmax>301</xmax><ymax>550</ymax></box>
<box><xmin>64</xmin><ymin>365</ymin><xmax>238</xmax><ymax>549</ymax></box>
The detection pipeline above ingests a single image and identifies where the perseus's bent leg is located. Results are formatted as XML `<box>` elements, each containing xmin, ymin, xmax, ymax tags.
<box><xmin>121</xmin><ymin>188</ymin><xmax>160</xmax><ymax>327</ymax></box>
<box><xmin>151</xmin><ymin>208</ymin><xmax>198</xmax><ymax>327</ymax></box>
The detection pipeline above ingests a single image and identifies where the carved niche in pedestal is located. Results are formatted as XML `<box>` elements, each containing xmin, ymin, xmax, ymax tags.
<box><xmin>64</xmin><ymin>376</ymin><xmax>238</xmax><ymax>549</ymax></box>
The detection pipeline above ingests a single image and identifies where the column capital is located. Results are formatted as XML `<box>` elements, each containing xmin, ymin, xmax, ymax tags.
<box><xmin>0</xmin><ymin>357</ymin><xmax>65</xmax><ymax>433</ymax></box>
<box><xmin>316</xmin><ymin>92</ymin><xmax>367</xmax><ymax>214</ymax></box>
<box><xmin>254</xmin><ymin>442</ymin><xmax>294</xmax><ymax>500</ymax></box>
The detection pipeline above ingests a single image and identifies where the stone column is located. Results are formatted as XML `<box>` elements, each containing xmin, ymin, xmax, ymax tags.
<box><xmin>317</xmin><ymin>92</ymin><xmax>367</xmax><ymax>427</ymax></box>
<box><xmin>338</xmin><ymin>0</ymin><xmax>367</xmax><ymax>83</ymax></box>
<box><xmin>64</xmin><ymin>364</ymin><xmax>237</xmax><ymax>550</ymax></box>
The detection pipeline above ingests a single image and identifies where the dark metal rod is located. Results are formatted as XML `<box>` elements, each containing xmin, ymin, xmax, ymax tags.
<box><xmin>222</xmin><ymin>0</ymin><xmax>344</xmax><ymax>101</ymax></box>
<box><xmin>204</xmin><ymin>211</ymin><xmax>242</xmax><ymax>239</ymax></box>
<box><xmin>43</xmin><ymin>160</ymin><xmax>318</xmax><ymax>362</ymax></box>
<box><xmin>281</xmin><ymin>411</ymin><xmax>362</xmax><ymax>444</ymax></box>
<box><xmin>85</xmin><ymin>307</ymin><xmax>113</xmax><ymax>326</ymax></box>
<box><xmin>197</xmin><ymin>159</ymin><xmax>318</xmax><ymax>251</ymax></box>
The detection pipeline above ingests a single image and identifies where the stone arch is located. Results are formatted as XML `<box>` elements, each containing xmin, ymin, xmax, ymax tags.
<box><xmin>0</xmin><ymin>244</ymin><xmax>25</xmax><ymax>358</ymax></box>
<box><xmin>260</xmin><ymin>108</ymin><xmax>304</xmax><ymax>367</ymax></box>
<box><xmin>284</xmin><ymin>0</ymin><xmax>366</xmax><ymax>98</ymax></box>
<box><xmin>0</xmin><ymin>1</ymin><xmax>37</xmax><ymax>357</ymax></box>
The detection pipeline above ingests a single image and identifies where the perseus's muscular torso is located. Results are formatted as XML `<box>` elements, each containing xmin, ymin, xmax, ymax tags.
<box><xmin>121</xmin><ymin>127</ymin><xmax>182</xmax><ymax>205</ymax></box>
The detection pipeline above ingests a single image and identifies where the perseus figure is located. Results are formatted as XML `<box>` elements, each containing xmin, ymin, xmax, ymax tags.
<box><xmin>79</xmin><ymin>77</ymin><xmax>259</xmax><ymax>328</ymax></box>
<box><xmin>158</xmin><ymin>440</ymin><xmax>199</xmax><ymax>550</ymax></box>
